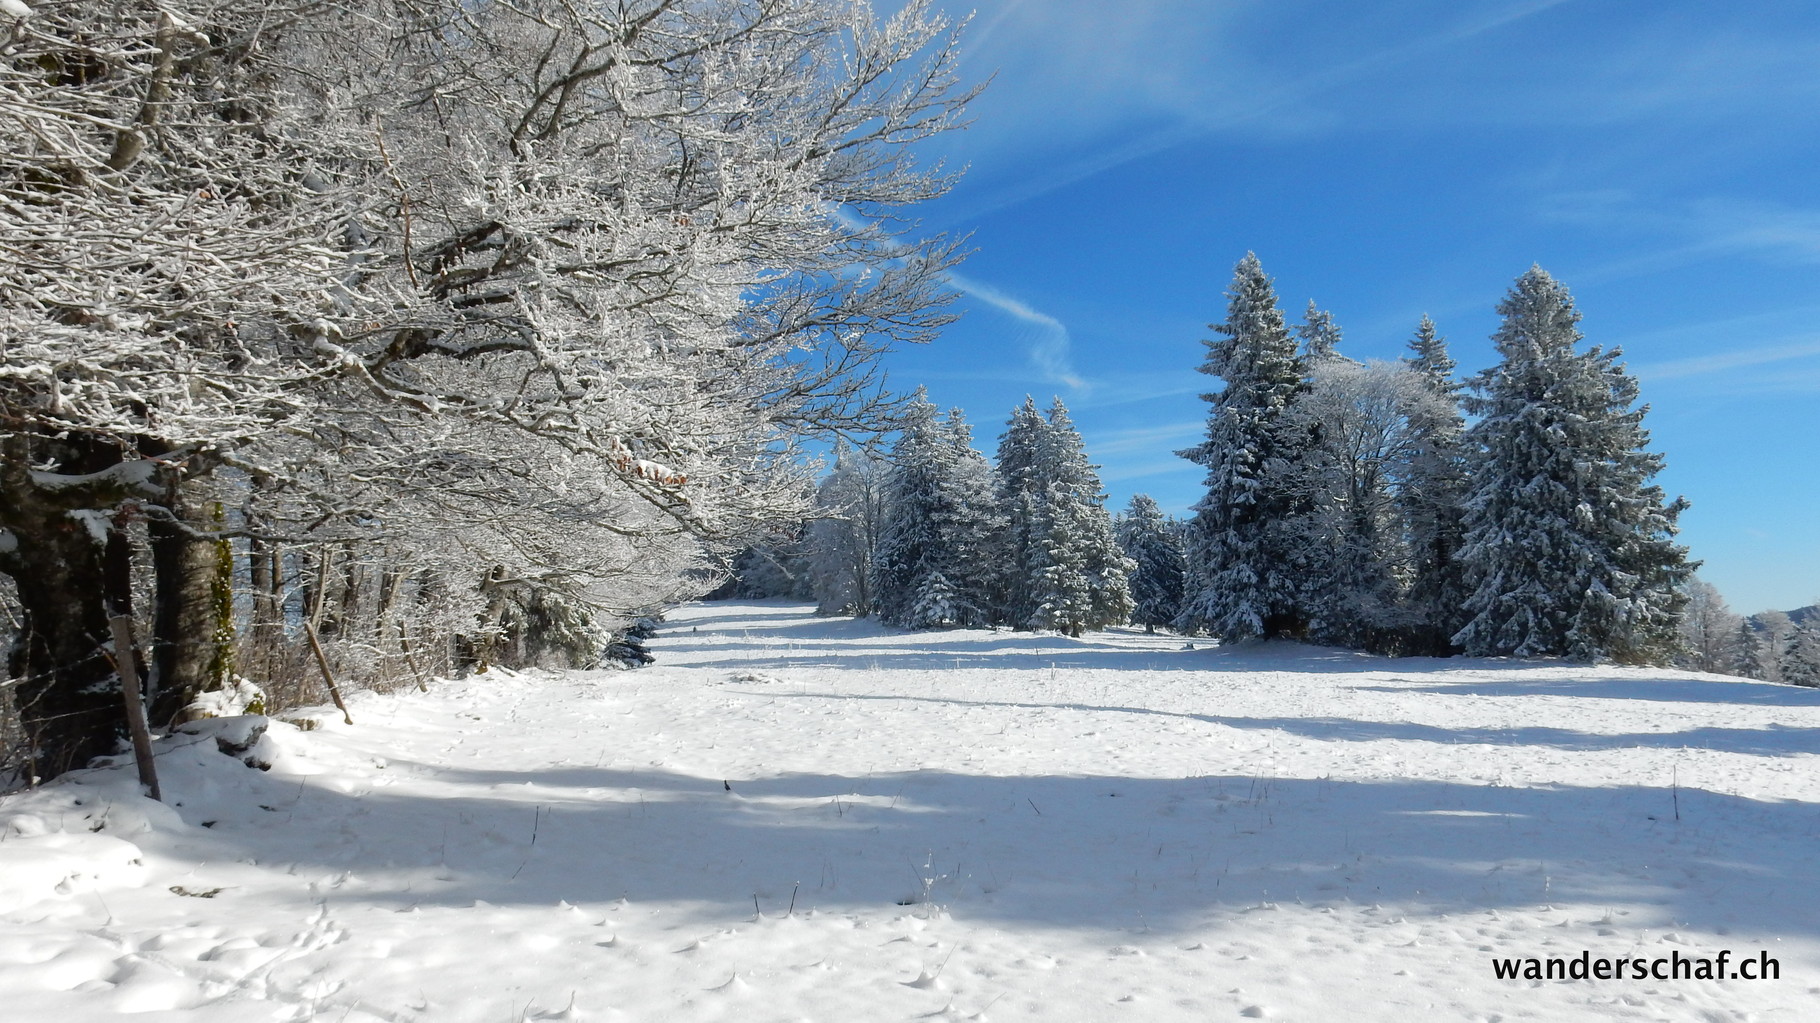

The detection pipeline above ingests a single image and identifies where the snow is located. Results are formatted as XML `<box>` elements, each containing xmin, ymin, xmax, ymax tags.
<box><xmin>4</xmin><ymin>601</ymin><xmax>1819</xmax><ymax>1021</ymax></box>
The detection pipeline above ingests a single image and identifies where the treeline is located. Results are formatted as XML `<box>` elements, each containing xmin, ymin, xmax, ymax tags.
<box><xmin>0</xmin><ymin>0</ymin><xmax>976</xmax><ymax>781</ymax></box>
<box><xmin>1173</xmin><ymin>255</ymin><xmax>1693</xmax><ymax>662</ymax></box>
<box><xmin>1677</xmin><ymin>587</ymin><xmax>1820</xmax><ymax>685</ymax></box>
<box><xmin>731</xmin><ymin>391</ymin><xmax>1135</xmax><ymax>636</ymax></box>
<box><xmin>736</xmin><ymin>254</ymin><xmax>1701</xmax><ymax>669</ymax></box>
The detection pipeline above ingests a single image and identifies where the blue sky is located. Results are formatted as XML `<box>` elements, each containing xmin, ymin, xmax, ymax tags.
<box><xmin>874</xmin><ymin>0</ymin><xmax>1820</xmax><ymax>615</ymax></box>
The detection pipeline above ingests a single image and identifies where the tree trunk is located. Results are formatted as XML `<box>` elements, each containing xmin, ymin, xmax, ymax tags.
<box><xmin>0</xmin><ymin>437</ymin><xmax>132</xmax><ymax>779</ymax></box>
<box><xmin>248</xmin><ymin>533</ymin><xmax>282</xmax><ymax>670</ymax></box>
<box><xmin>148</xmin><ymin>497</ymin><xmax>219</xmax><ymax>725</ymax></box>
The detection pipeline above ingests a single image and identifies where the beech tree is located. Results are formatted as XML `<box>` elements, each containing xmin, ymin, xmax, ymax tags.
<box><xmin>2</xmin><ymin>0</ymin><xmax>980</xmax><ymax>778</ymax></box>
<box><xmin>807</xmin><ymin>442</ymin><xmax>890</xmax><ymax>616</ymax></box>
<box><xmin>1283</xmin><ymin>359</ymin><xmax>1443</xmax><ymax>652</ymax></box>
<box><xmin>1675</xmin><ymin>577</ymin><xmax>1744</xmax><ymax>674</ymax></box>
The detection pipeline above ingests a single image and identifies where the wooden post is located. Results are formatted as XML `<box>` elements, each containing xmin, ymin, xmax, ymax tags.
<box><xmin>107</xmin><ymin>615</ymin><xmax>162</xmax><ymax>802</ymax></box>
<box><xmin>302</xmin><ymin>620</ymin><xmax>354</xmax><ymax>725</ymax></box>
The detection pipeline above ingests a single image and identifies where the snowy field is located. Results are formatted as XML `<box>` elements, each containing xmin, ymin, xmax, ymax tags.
<box><xmin>4</xmin><ymin>601</ymin><xmax>1820</xmax><ymax>1022</ymax></box>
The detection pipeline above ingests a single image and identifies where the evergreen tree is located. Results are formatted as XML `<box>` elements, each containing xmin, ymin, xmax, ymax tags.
<box><xmin>1732</xmin><ymin>619</ymin><xmax>1769</xmax><ymax>680</ymax></box>
<box><xmin>1031</xmin><ymin>400</ymin><xmax>1134</xmax><ymax>635</ymax></box>
<box><xmin>1400</xmin><ymin>315</ymin><xmax>1471</xmax><ymax>654</ymax></box>
<box><xmin>1177</xmin><ymin>253</ymin><xmax>1310</xmax><ymax>640</ymax></box>
<box><xmin>1296</xmin><ymin>300</ymin><xmax>1349</xmax><ymax>365</ymax></box>
<box><xmin>1117</xmin><ymin>495</ymin><xmax>1186</xmax><ymax>632</ymax></box>
<box><xmin>994</xmin><ymin>397</ymin><xmax>1052</xmax><ymax>627</ymax></box>
<box><xmin>1777</xmin><ymin>617</ymin><xmax>1820</xmax><ymax>687</ymax></box>
<box><xmin>1453</xmin><ymin>267</ymin><xmax>1693</xmax><ymax>663</ymax></box>
<box><xmin>872</xmin><ymin>392</ymin><xmax>997</xmax><ymax>629</ymax></box>
<box><xmin>873</xmin><ymin>392</ymin><xmax>952</xmax><ymax>627</ymax></box>
<box><xmin>936</xmin><ymin>409</ymin><xmax>1006</xmax><ymax>627</ymax></box>
<box><xmin>994</xmin><ymin>398</ymin><xmax>1133</xmax><ymax>635</ymax></box>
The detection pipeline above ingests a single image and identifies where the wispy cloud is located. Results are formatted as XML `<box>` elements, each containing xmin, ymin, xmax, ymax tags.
<box><xmin>1631</xmin><ymin>336</ymin><xmax>1820</xmax><ymax>382</ymax></box>
<box><xmin>1545</xmin><ymin>193</ymin><xmax>1820</xmax><ymax>259</ymax></box>
<box><xmin>934</xmin><ymin>0</ymin><xmax>1584</xmax><ymax>219</ymax></box>
<box><xmin>945</xmin><ymin>270</ymin><xmax>1085</xmax><ymax>390</ymax></box>
<box><xmin>1087</xmin><ymin>420</ymin><xmax>1206</xmax><ymax>458</ymax></box>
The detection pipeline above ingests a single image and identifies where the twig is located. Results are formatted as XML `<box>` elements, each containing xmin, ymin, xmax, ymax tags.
<box><xmin>374</xmin><ymin>126</ymin><xmax>419</xmax><ymax>290</ymax></box>
<box><xmin>510</xmin><ymin>805</ymin><xmax>544</xmax><ymax>880</ymax></box>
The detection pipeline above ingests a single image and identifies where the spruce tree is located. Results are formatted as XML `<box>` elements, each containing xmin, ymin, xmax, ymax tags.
<box><xmin>1032</xmin><ymin>400</ymin><xmax>1134</xmax><ymax>636</ymax></box>
<box><xmin>994</xmin><ymin>398</ymin><xmax>1132</xmax><ymax>635</ymax></box>
<box><xmin>1296</xmin><ymin>300</ymin><xmax>1349</xmax><ymax>365</ymax></box>
<box><xmin>936</xmin><ymin>409</ymin><xmax>1005</xmax><ymax>627</ymax></box>
<box><xmin>1177</xmin><ymin>253</ymin><xmax>1310</xmax><ymax>640</ymax></box>
<box><xmin>1117</xmin><ymin>494</ymin><xmax>1187</xmax><ymax>632</ymax></box>
<box><xmin>1732</xmin><ymin>619</ymin><xmax>1768</xmax><ymax>680</ymax></box>
<box><xmin>1778</xmin><ymin>617</ymin><xmax>1820</xmax><ymax>687</ymax></box>
<box><xmin>1400</xmin><ymin>315</ymin><xmax>1471</xmax><ymax>654</ymax></box>
<box><xmin>1453</xmin><ymin>267</ymin><xmax>1693</xmax><ymax>662</ymax></box>
<box><xmin>873</xmin><ymin>392</ymin><xmax>954</xmax><ymax>627</ymax></box>
<box><xmin>872</xmin><ymin>393</ymin><xmax>998</xmax><ymax>629</ymax></box>
<box><xmin>994</xmin><ymin>397</ymin><xmax>1051</xmax><ymax>627</ymax></box>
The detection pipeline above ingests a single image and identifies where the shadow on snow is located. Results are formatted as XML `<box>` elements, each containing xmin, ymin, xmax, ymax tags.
<box><xmin>128</xmin><ymin>750</ymin><xmax>1820</xmax><ymax>943</ymax></box>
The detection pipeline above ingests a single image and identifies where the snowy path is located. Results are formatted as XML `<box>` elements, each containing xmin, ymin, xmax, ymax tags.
<box><xmin>4</xmin><ymin>601</ymin><xmax>1819</xmax><ymax>1021</ymax></box>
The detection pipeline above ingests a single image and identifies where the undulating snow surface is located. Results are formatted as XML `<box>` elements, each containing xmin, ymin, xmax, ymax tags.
<box><xmin>4</xmin><ymin>602</ymin><xmax>1819</xmax><ymax>1021</ymax></box>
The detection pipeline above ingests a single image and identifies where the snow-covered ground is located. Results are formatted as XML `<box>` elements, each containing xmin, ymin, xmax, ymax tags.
<box><xmin>4</xmin><ymin>601</ymin><xmax>1819</xmax><ymax>1022</ymax></box>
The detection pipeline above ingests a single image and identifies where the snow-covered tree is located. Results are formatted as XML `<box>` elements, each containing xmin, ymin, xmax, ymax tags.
<box><xmin>872</xmin><ymin>393</ymin><xmax>994</xmax><ymax>628</ymax></box>
<box><xmin>1176</xmin><ymin>254</ymin><xmax>1310</xmax><ymax>641</ymax></box>
<box><xmin>1399</xmin><ymin>316</ymin><xmax>1471</xmax><ymax>654</ymax></box>
<box><xmin>1675</xmin><ymin>577</ymin><xmax>1744</xmax><ymax>674</ymax></box>
<box><xmin>0</xmin><ymin>0</ymin><xmax>378</xmax><ymax>772</ymax></box>
<box><xmin>1281</xmin><ymin>360</ymin><xmax>1444</xmax><ymax>651</ymax></box>
<box><xmin>1732</xmin><ymin>618</ymin><xmax>1769</xmax><ymax>680</ymax></box>
<box><xmin>1752</xmin><ymin>610</ymin><xmax>1794</xmax><ymax>684</ymax></box>
<box><xmin>1</xmin><ymin>0</ymin><xmax>981</xmax><ymax>777</ymax></box>
<box><xmin>994</xmin><ymin>399</ymin><xmax>1132</xmax><ymax>635</ymax></box>
<box><xmin>1117</xmin><ymin>495</ymin><xmax>1186</xmax><ymax>633</ymax></box>
<box><xmin>1453</xmin><ymin>267</ymin><xmax>1693</xmax><ymax>663</ymax></box>
<box><xmin>1296</xmin><ymin>301</ymin><xmax>1349</xmax><ymax>365</ymax></box>
<box><xmin>1777</xmin><ymin>614</ymin><xmax>1820</xmax><ymax>687</ymax></box>
<box><xmin>936</xmin><ymin>409</ymin><xmax>1006</xmax><ymax>626</ymax></box>
<box><xmin>994</xmin><ymin>398</ymin><xmax>1052</xmax><ymax>626</ymax></box>
<box><xmin>807</xmin><ymin>443</ymin><xmax>890</xmax><ymax>615</ymax></box>
<box><xmin>1027</xmin><ymin>401</ymin><xmax>1133</xmax><ymax>636</ymax></box>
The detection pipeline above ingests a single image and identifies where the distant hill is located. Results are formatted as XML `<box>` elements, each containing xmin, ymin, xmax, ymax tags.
<box><xmin>1748</xmin><ymin>605</ymin><xmax>1818</xmax><ymax>630</ymax></box>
